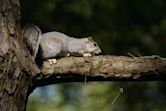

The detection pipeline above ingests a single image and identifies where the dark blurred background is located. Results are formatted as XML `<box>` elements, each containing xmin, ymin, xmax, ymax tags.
<box><xmin>21</xmin><ymin>0</ymin><xmax>166</xmax><ymax>111</ymax></box>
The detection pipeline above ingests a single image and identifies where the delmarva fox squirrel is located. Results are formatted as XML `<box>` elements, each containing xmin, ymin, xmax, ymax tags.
<box><xmin>22</xmin><ymin>24</ymin><xmax>102</xmax><ymax>64</ymax></box>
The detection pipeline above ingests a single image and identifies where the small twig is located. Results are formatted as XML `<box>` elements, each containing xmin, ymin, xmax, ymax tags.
<box><xmin>128</xmin><ymin>52</ymin><xmax>159</xmax><ymax>75</ymax></box>
<box><xmin>153</xmin><ymin>70</ymin><xmax>159</xmax><ymax>75</ymax></box>
<box><xmin>111</xmin><ymin>88</ymin><xmax>123</xmax><ymax>105</ymax></box>
<box><xmin>84</xmin><ymin>75</ymin><xmax>87</xmax><ymax>84</ymax></box>
<box><xmin>135</xmin><ymin>50</ymin><xmax>142</xmax><ymax>57</ymax></box>
<box><xmin>127</xmin><ymin>52</ymin><xmax>144</xmax><ymax>62</ymax></box>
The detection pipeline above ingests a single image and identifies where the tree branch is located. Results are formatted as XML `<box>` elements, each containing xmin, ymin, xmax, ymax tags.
<box><xmin>33</xmin><ymin>55</ymin><xmax>166</xmax><ymax>87</ymax></box>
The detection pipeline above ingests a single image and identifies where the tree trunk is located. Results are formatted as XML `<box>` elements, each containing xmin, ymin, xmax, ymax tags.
<box><xmin>0</xmin><ymin>0</ymin><xmax>166</xmax><ymax>111</ymax></box>
<box><xmin>0</xmin><ymin>0</ymin><xmax>39</xmax><ymax>111</ymax></box>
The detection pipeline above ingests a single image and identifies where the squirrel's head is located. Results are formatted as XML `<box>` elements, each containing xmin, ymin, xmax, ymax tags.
<box><xmin>83</xmin><ymin>36</ymin><xmax>102</xmax><ymax>55</ymax></box>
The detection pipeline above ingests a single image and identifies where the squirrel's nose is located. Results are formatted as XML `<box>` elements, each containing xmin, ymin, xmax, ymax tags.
<box><xmin>95</xmin><ymin>48</ymin><xmax>102</xmax><ymax>54</ymax></box>
<box><xmin>98</xmin><ymin>48</ymin><xmax>102</xmax><ymax>54</ymax></box>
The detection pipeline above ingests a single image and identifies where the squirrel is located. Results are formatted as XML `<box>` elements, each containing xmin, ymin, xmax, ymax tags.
<box><xmin>22</xmin><ymin>25</ymin><xmax>102</xmax><ymax>64</ymax></box>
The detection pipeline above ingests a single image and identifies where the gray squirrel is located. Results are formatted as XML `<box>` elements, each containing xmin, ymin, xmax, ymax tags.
<box><xmin>22</xmin><ymin>24</ymin><xmax>102</xmax><ymax>64</ymax></box>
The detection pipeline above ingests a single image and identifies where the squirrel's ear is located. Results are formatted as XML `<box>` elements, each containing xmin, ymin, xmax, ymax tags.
<box><xmin>83</xmin><ymin>36</ymin><xmax>93</xmax><ymax>42</ymax></box>
<box><xmin>87</xmin><ymin>36</ymin><xmax>94</xmax><ymax>42</ymax></box>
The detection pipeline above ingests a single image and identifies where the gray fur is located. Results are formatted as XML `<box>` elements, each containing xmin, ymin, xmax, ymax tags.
<box><xmin>68</xmin><ymin>38</ymin><xmax>87</xmax><ymax>55</ymax></box>
<box><xmin>22</xmin><ymin>24</ymin><xmax>41</xmax><ymax>59</ymax></box>
<box><xmin>39</xmin><ymin>35</ymin><xmax>63</xmax><ymax>58</ymax></box>
<box><xmin>22</xmin><ymin>25</ymin><xmax>102</xmax><ymax>60</ymax></box>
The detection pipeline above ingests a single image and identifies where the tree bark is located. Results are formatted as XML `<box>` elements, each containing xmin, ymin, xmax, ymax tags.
<box><xmin>0</xmin><ymin>0</ymin><xmax>39</xmax><ymax>111</ymax></box>
<box><xmin>33</xmin><ymin>55</ymin><xmax>166</xmax><ymax>87</ymax></box>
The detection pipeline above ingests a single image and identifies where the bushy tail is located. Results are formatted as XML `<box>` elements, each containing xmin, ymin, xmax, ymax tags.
<box><xmin>22</xmin><ymin>24</ymin><xmax>41</xmax><ymax>59</ymax></box>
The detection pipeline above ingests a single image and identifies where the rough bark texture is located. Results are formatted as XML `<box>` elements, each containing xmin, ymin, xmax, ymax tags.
<box><xmin>0</xmin><ymin>51</ymin><xmax>31</xmax><ymax>111</ymax></box>
<box><xmin>0</xmin><ymin>0</ymin><xmax>39</xmax><ymax>111</ymax></box>
<box><xmin>33</xmin><ymin>55</ymin><xmax>166</xmax><ymax>87</ymax></box>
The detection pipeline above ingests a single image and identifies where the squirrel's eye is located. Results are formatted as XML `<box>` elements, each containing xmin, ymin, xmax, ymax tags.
<box><xmin>94</xmin><ymin>43</ymin><xmax>97</xmax><ymax>46</ymax></box>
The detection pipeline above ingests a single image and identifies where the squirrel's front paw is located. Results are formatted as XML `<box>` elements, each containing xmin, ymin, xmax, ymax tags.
<box><xmin>83</xmin><ymin>53</ymin><xmax>92</xmax><ymax>57</ymax></box>
<box><xmin>47</xmin><ymin>59</ymin><xmax>57</xmax><ymax>65</ymax></box>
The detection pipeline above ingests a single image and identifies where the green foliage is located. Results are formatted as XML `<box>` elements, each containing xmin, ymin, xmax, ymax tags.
<box><xmin>21</xmin><ymin>0</ymin><xmax>166</xmax><ymax>110</ymax></box>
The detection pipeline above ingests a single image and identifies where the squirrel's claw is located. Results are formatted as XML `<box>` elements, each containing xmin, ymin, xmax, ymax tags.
<box><xmin>83</xmin><ymin>53</ymin><xmax>92</xmax><ymax>57</ymax></box>
<box><xmin>47</xmin><ymin>59</ymin><xmax>57</xmax><ymax>65</ymax></box>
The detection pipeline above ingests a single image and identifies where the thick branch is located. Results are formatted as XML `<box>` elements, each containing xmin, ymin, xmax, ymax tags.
<box><xmin>33</xmin><ymin>55</ymin><xmax>166</xmax><ymax>87</ymax></box>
